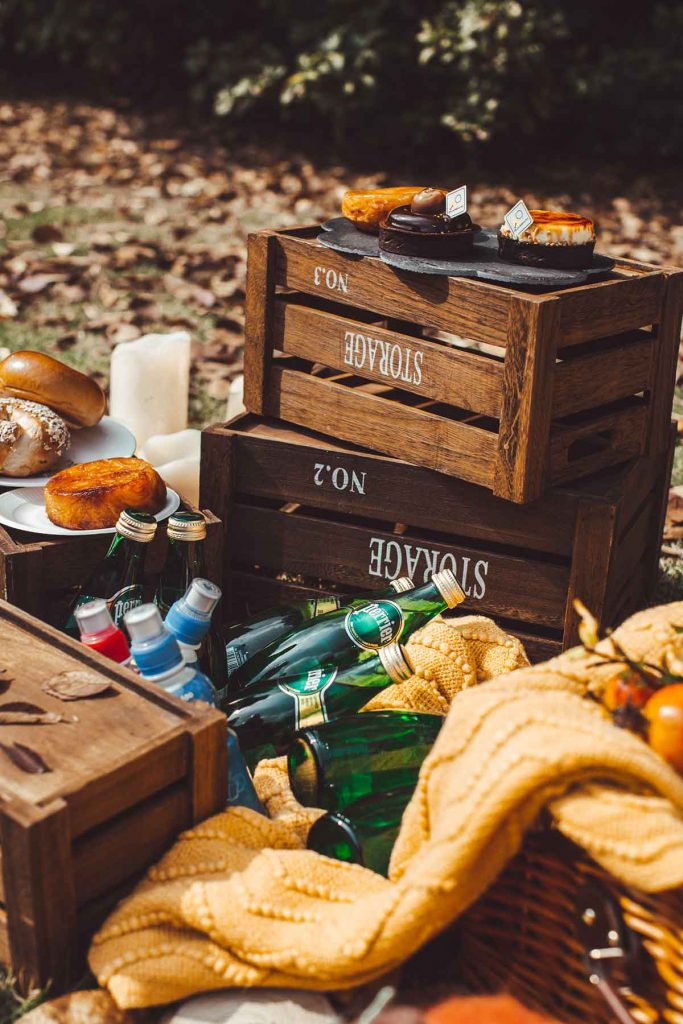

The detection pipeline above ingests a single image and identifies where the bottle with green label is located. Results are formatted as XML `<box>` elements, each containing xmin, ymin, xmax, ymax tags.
<box><xmin>63</xmin><ymin>510</ymin><xmax>157</xmax><ymax>637</ymax></box>
<box><xmin>226</xmin><ymin>643</ymin><xmax>415</xmax><ymax>770</ymax></box>
<box><xmin>225</xmin><ymin>577</ymin><xmax>414</xmax><ymax>681</ymax></box>
<box><xmin>224</xmin><ymin>570</ymin><xmax>464</xmax><ymax>697</ymax></box>
<box><xmin>155</xmin><ymin>511</ymin><xmax>229</xmax><ymax>702</ymax></box>
<box><xmin>307</xmin><ymin>788</ymin><xmax>413</xmax><ymax>876</ymax></box>
<box><xmin>288</xmin><ymin>711</ymin><xmax>443</xmax><ymax>812</ymax></box>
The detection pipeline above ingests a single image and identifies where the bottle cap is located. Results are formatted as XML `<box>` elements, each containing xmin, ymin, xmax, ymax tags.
<box><xmin>379</xmin><ymin>642</ymin><xmax>413</xmax><ymax>684</ymax></box>
<box><xmin>124</xmin><ymin>603</ymin><xmax>184</xmax><ymax>675</ymax></box>
<box><xmin>389</xmin><ymin>576</ymin><xmax>414</xmax><ymax>594</ymax></box>
<box><xmin>116</xmin><ymin>509</ymin><xmax>157</xmax><ymax>543</ymax></box>
<box><xmin>167</xmin><ymin>511</ymin><xmax>207</xmax><ymax>542</ymax></box>
<box><xmin>431</xmin><ymin>569</ymin><xmax>465</xmax><ymax>609</ymax></box>
<box><xmin>74</xmin><ymin>598</ymin><xmax>114</xmax><ymax>637</ymax></box>
<box><xmin>165</xmin><ymin>578</ymin><xmax>221</xmax><ymax>646</ymax></box>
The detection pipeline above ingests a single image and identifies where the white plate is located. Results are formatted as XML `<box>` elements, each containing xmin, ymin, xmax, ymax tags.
<box><xmin>0</xmin><ymin>416</ymin><xmax>137</xmax><ymax>488</ymax></box>
<box><xmin>0</xmin><ymin>486</ymin><xmax>180</xmax><ymax>537</ymax></box>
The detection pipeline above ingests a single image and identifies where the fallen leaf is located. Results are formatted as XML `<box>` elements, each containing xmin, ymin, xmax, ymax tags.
<box><xmin>32</xmin><ymin>223</ymin><xmax>64</xmax><ymax>244</ymax></box>
<box><xmin>42</xmin><ymin>670</ymin><xmax>114</xmax><ymax>701</ymax></box>
<box><xmin>0</xmin><ymin>671</ymin><xmax>13</xmax><ymax>696</ymax></box>
<box><xmin>0</xmin><ymin>289</ymin><xmax>18</xmax><ymax>318</ymax></box>
<box><xmin>0</xmin><ymin>741</ymin><xmax>51</xmax><ymax>773</ymax></box>
<box><xmin>105</xmin><ymin>322</ymin><xmax>141</xmax><ymax>344</ymax></box>
<box><xmin>17</xmin><ymin>273</ymin><xmax>65</xmax><ymax>294</ymax></box>
<box><xmin>0</xmin><ymin>700</ymin><xmax>46</xmax><ymax>713</ymax></box>
<box><xmin>52</xmin><ymin>241</ymin><xmax>76</xmax><ymax>257</ymax></box>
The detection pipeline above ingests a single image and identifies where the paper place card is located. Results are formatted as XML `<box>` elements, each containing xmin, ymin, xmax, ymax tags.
<box><xmin>445</xmin><ymin>185</ymin><xmax>467</xmax><ymax>219</ymax></box>
<box><xmin>504</xmin><ymin>199</ymin><xmax>533</xmax><ymax>238</ymax></box>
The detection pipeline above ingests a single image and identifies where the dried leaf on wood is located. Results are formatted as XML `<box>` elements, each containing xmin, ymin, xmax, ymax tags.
<box><xmin>0</xmin><ymin>700</ymin><xmax>76</xmax><ymax>724</ymax></box>
<box><xmin>0</xmin><ymin>670</ymin><xmax>12</xmax><ymax>696</ymax></box>
<box><xmin>42</xmin><ymin>670</ymin><xmax>114</xmax><ymax>701</ymax></box>
<box><xmin>0</xmin><ymin>741</ymin><xmax>51</xmax><ymax>773</ymax></box>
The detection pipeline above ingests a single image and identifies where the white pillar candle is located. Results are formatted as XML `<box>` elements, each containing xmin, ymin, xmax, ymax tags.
<box><xmin>110</xmin><ymin>332</ymin><xmax>191</xmax><ymax>449</ymax></box>
<box><xmin>139</xmin><ymin>429</ymin><xmax>201</xmax><ymax>507</ymax></box>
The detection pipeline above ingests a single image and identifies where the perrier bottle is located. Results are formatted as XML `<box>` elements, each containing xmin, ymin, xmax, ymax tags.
<box><xmin>63</xmin><ymin>510</ymin><xmax>157</xmax><ymax>637</ymax></box>
<box><xmin>307</xmin><ymin>788</ymin><xmax>413</xmax><ymax>876</ymax></box>
<box><xmin>155</xmin><ymin>511</ymin><xmax>229</xmax><ymax>702</ymax></box>
<box><xmin>224</xmin><ymin>569</ymin><xmax>464</xmax><ymax>696</ymax></box>
<box><xmin>226</xmin><ymin>643</ymin><xmax>415</xmax><ymax>770</ymax></box>
<box><xmin>288</xmin><ymin>711</ymin><xmax>443</xmax><ymax>812</ymax></box>
<box><xmin>225</xmin><ymin>577</ymin><xmax>414</xmax><ymax>680</ymax></box>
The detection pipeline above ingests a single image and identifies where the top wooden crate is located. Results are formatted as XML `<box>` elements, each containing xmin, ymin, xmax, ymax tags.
<box><xmin>244</xmin><ymin>226</ymin><xmax>683</xmax><ymax>503</ymax></box>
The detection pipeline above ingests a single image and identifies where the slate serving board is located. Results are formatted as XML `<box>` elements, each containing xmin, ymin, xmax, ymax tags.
<box><xmin>319</xmin><ymin>218</ymin><xmax>614</xmax><ymax>289</ymax></box>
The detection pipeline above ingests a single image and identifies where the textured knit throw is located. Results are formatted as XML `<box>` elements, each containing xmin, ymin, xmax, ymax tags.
<box><xmin>89</xmin><ymin>607</ymin><xmax>683</xmax><ymax>1009</ymax></box>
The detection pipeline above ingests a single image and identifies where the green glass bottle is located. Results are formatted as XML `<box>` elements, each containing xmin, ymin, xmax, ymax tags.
<box><xmin>288</xmin><ymin>711</ymin><xmax>443</xmax><ymax>812</ymax></box>
<box><xmin>225</xmin><ymin>577</ymin><xmax>414</xmax><ymax>681</ymax></box>
<box><xmin>63</xmin><ymin>510</ymin><xmax>157</xmax><ymax>637</ymax></box>
<box><xmin>226</xmin><ymin>643</ymin><xmax>414</xmax><ymax>770</ymax></box>
<box><xmin>155</xmin><ymin>512</ymin><xmax>229</xmax><ymax>702</ymax></box>
<box><xmin>225</xmin><ymin>569</ymin><xmax>464</xmax><ymax>696</ymax></box>
<box><xmin>307</xmin><ymin>788</ymin><xmax>413</xmax><ymax>876</ymax></box>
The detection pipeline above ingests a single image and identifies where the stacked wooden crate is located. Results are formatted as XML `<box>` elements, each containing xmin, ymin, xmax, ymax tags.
<box><xmin>202</xmin><ymin>224</ymin><xmax>683</xmax><ymax>657</ymax></box>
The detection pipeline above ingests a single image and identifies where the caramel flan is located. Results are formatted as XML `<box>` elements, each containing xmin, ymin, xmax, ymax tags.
<box><xmin>498</xmin><ymin>210</ymin><xmax>596</xmax><ymax>269</ymax></box>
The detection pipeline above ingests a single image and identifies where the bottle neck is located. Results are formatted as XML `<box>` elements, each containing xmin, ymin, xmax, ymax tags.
<box><xmin>157</xmin><ymin>539</ymin><xmax>206</xmax><ymax>613</ymax></box>
<box><xmin>178</xmin><ymin>640</ymin><xmax>199</xmax><ymax>665</ymax></box>
<box><xmin>142</xmin><ymin>658</ymin><xmax>193</xmax><ymax>686</ymax></box>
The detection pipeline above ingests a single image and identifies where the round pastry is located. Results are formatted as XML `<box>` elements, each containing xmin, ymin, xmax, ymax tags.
<box><xmin>497</xmin><ymin>210</ymin><xmax>596</xmax><ymax>269</ymax></box>
<box><xmin>341</xmin><ymin>187</ymin><xmax>428</xmax><ymax>234</ymax></box>
<box><xmin>0</xmin><ymin>351</ymin><xmax>106</xmax><ymax>428</ymax></box>
<box><xmin>379</xmin><ymin>188</ymin><xmax>475</xmax><ymax>258</ymax></box>
<box><xmin>45</xmin><ymin>457</ymin><xmax>166</xmax><ymax>530</ymax></box>
<box><xmin>0</xmin><ymin>398</ymin><xmax>70</xmax><ymax>477</ymax></box>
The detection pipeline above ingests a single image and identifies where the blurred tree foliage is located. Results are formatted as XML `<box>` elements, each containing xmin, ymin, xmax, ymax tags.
<box><xmin>0</xmin><ymin>0</ymin><xmax>680</xmax><ymax>160</ymax></box>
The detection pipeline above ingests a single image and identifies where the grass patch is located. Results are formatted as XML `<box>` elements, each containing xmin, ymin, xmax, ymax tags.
<box><xmin>2</xmin><ymin>206</ymin><xmax>113</xmax><ymax>244</ymax></box>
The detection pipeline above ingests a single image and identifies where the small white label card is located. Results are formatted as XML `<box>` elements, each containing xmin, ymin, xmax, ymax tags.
<box><xmin>504</xmin><ymin>199</ymin><xmax>533</xmax><ymax>238</ymax></box>
<box><xmin>445</xmin><ymin>185</ymin><xmax>467</xmax><ymax>219</ymax></box>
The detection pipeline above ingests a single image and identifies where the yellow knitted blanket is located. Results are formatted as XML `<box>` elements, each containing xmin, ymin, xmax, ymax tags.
<box><xmin>89</xmin><ymin>607</ymin><xmax>683</xmax><ymax>1009</ymax></box>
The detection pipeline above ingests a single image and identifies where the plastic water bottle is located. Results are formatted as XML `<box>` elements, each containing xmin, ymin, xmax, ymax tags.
<box><xmin>124</xmin><ymin>604</ymin><xmax>216</xmax><ymax>705</ymax></box>
<box><xmin>74</xmin><ymin>598</ymin><xmax>132</xmax><ymax>666</ymax></box>
<box><xmin>164</xmin><ymin>579</ymin><xmax>222</xmax><ymax>696</ymax></box>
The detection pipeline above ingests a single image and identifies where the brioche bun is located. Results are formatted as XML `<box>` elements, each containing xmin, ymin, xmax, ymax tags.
<box><xmin>45</xmin><ymin>457</ymin><xmax>166</xmax><ymax>530</ymax></box>
<box><xmin>0</xmin><ymin>351</ymin><xmax>106</xmax><ymax>428</ymax></box>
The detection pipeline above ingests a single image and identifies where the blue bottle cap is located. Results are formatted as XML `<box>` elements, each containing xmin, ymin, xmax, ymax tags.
<box><xmin>124</xmin><ymin>604</ymin><xmax>184</xmax><ymax>677</ymax></box>
<box><xmin>165</xmin><ymin>578</ymin><xmax>221</xmax><ymax>647</ymax></box>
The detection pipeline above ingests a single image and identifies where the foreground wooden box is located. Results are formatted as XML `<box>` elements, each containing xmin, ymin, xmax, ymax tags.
<box><xmin>0</xmin><ymin>510</ymin><xmax>222</xmax><ymax>628</ymax></box>
<box><xmin>201</xmin><ymin>414</ymin><xmax>674</xmax><ymax>663</ymax></box>
<box><xmin>0</xmin><ymin>601</ymin><xmax>227</xmax><ymax>994</ymax></box>
<box><xmin>244</xmin><ymin>226</ymin><xmax>682</xmax><ymax>503</ymax></box>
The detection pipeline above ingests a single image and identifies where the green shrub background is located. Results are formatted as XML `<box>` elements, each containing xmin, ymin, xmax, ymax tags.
<box><xmin>0</xmin><ymin>0</ymin><xmax>681</xmax><ymax>161</ymax></box>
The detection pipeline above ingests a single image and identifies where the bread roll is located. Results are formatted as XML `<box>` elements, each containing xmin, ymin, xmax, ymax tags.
<box><xmin>45</xmin><ymin>457</ymin><xmax>166</xmax><ymax>530</ymax></box>
<box><xmin>0</xmin><ymin>351</ymin><xmax>106</xmax><ymax>428</ymax></box>
<box><xmin>0</xmin><ymin>398</ymin><xmax>70</xmax><ymax>477</ymax></box>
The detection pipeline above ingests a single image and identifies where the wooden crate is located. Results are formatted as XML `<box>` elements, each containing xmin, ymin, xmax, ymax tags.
<box><xmin>244</xmin><ymin>226</ymin><xmax>683</xmax><ymax>503</ymax></box>
<box><xmin>201</xmin><ymin>414</ymin><xmax>675</xmax><ymax>663</ymax></box>
<box><xmin>0</xmin><ymin>600</ymin><xmax>227</xmax><ymax>993</ymax></box>
<box><xmin>0</xmin><ymin>510</ymin><xmax>222</xmax><ymax>628</ymax></box>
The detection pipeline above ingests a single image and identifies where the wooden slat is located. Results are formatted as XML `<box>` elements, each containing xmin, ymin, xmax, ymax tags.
<box><xmin>563</xmin><ymin>500</ymin><xmax>617</xmax><ymax>647</ymax></box>
<box><xmin>647</xmin><ymin>270</ymin><xmax>683</xmax><ymax>453</ymax></box>
<box><xmin>553</xmin><ymin>332</ymin><xmax>654</xmax><ymax>417</ymax></box>
<box><xmin>556</xmin><ymin>272</ymin><xmax>664</xmax><ymax>346</ymax></box>
<box><xmin>72</xmin><ymin>783</ymin><xmax>190</xmax><ymax>906</ymax></box>
<box><xmin>0</xmin><ymin>906</ymin><xmax>10</xmax><ymax>964</ymax></box>
<box><xmin>0</xmin><ymin>799</ymin><xmax>77</xmax><ymax>992</ymax></box>
<box><xmin>549</xmin><ymin>401</ymin><xmax>648</xmax><ymax>485</ymax></box>
<box><xmin>494</xmin><ymin>297</ymin><xmax>560</xmax><ymax>502</ymax></box>
<box><xmin>608</xmin><ymin>494</ymin><xmax>658</xmax><ymax>601</ymax></box>
<box><xmin>244</xmin><ymin>230</ymin><xmax>278</xmax><ymax>414</ymax></box>
<box><xmin>274</xmin><ymin>233</ymin><xmax>514</xmax><ymax>346</ymax></box>
<box><xmin>264</xmin><ymin>365</ymin><xmax>498</xmax><ymax>487</ymax></box>
<box><xmin>224</xmin><ymin>418</ymin><xmax>578</xmax><ymax>556</ymax></box>
<box><xmin>230</xmin><ymin>503</ymin><xmax>570</xmax><ymax>630</ymax></box>
<box><xmin>273</xmin><ymin>298</ymin><xmax>504</xmax><ymax>418</ymax></box>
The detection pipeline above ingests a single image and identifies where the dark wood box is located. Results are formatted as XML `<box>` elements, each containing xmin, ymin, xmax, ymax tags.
<box><xmin>0</xmin><ymin>601</ymin><xmax>227</xmax><ymax>994</ymax></box>
<box><xmin>201</xmin><ymin>414</ymin><xmax>674</xmax><ymax>663</ymax></box>
<box><xmin>0</xmin><ymin>510</ymin><xmax>222</xmax><ymax>628</ymax></box>
<box><xmin>244</xmin><ymin>226</ymin><xmax>682</xmax><ymax>503</ymax></box>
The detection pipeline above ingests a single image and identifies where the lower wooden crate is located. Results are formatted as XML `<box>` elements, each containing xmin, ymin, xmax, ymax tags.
<box><xmin>0</xmin><ymin>510</ymin><xmax>222</xmax><ymax>627</ymax></box>
<box><xmin>0</xmin><ymin>601</ymin><xmax>227</xmax><ymax>993</ymax></box>
<box><xmin>201</xmin><ymin>415</ymin><xmax>675</xmax><ymax>660</ymax></box>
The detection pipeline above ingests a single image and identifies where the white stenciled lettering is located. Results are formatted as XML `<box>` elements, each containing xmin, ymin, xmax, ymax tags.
<box><xmin>338</xmin><ymin>328</ymin><xmax>425</xmax><ymax>386</ymax></box>
<box><xmin>313</xmin><ymin>265</ymin><xmax>350</xmax><ymax>294</ymax></box>
<box><xmin>312</xmin><ymin>460</ymin><xmax>367</xmax><ymax>495</ymax></box>
<box><xmin>367</xmin><ymin>539</ymin><xmax>490</xmax><ymax>599</ymax></box>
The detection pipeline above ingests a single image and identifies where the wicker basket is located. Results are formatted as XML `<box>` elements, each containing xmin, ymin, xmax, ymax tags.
<box><xmin>454</xmin><ymin>828</ymin><xmax>683</xmax><ymax>1024</ymax></box>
